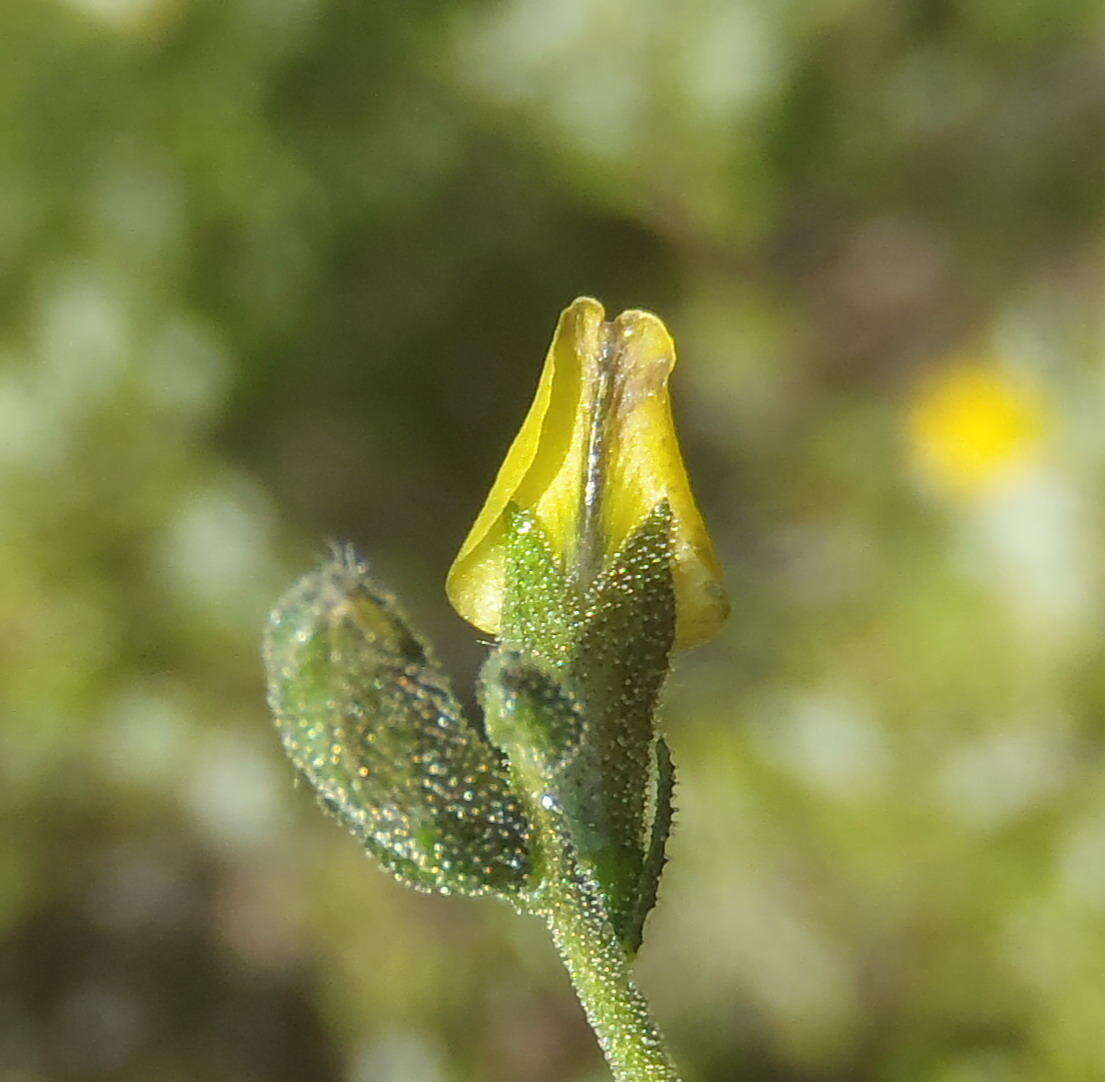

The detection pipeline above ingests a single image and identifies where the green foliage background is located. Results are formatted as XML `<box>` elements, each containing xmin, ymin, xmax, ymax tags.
<box><xmin>5</xmin><ymin>2</ymin><xmax>1105</xmax><ymax>1080</ymax></box>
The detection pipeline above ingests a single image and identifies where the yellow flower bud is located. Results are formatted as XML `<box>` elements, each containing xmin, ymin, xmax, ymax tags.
<box><xmin>447</xmin><ymin>297</ymin><xmax>728</xmax><ymax>650</ymax></box>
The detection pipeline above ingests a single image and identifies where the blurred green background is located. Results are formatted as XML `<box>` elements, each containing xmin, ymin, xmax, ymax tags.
<box><xmin>5</xmin><ymin>1</ymin><xmax>1105</xmax><ymax>1080</ymax></box>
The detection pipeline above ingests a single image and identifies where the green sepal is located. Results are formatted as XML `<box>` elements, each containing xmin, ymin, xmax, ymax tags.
<box><xmin>263</xmin><ymin>549</ymin><xmax>531</xmax><ymax>898</ymax></box>
<box><xmin>480</xmin><ymin>649</ymin><xmax>586</xmax><ymax>779</ymax></box>
<box><xmin>501</xmin><ymin>503</ymin><xmax>580</xmax><ymax>662</ymax></box>
<box><xmin>624</xmin><ymin>736</ymin><xmax>676</xmax><ymax>955</ymax></box>
<box><xmin>499</xmin><ymin>503</ymin><xmax>676</xmax><ymax>948</ymax></box>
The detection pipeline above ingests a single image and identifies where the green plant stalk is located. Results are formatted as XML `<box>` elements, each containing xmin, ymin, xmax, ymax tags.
<box><xmin>498</xmin><ymin>735</ymin><xmax>683</xmax><ymax>1082</ymax></box>
<box><xmin>539</xmin><ymin>826</ymin><xmax>683</xmax><ymax>1082</ymax></box>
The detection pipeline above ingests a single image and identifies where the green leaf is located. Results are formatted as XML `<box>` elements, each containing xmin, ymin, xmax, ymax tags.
<box><xmin>263</xmin><ymin>549</ymin><xmax>531</xmax><ymax>898</ymax></box>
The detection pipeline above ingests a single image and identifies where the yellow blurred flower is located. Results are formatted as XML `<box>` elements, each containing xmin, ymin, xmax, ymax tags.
<box><xmin>907</xmin><ymin>363</ymin><xmax>1046</xmax><ymax>495</ymax></box>
<box><xmin>447</xmin><ymin>296</ymin><xmax>728</xmax><ymax>650</ymax></box>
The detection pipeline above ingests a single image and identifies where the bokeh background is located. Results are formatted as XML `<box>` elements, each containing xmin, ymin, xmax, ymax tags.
<box><xmin>5</xmin><ymin>1</ymin><xmax>1105</xmax><ymax>1080</ymax></box>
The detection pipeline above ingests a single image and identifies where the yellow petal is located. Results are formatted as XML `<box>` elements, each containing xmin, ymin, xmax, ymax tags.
<box><xmin>447</xmin><ymin>297</ymin><xmax>728</xmax><ymax>650</ymax></box>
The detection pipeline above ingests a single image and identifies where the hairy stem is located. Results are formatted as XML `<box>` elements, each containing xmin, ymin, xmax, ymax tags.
<box><xmin>506</xmin><ymin>749</ymin><xmax>682</xmax><ymax>1082</ymax></box>
<box><xmin>538</xmin><ymin>835</ymin><xmax>682</xmax><ymax>1081</ymax></box>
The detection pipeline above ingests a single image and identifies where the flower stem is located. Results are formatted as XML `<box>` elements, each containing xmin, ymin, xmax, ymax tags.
<box><xmin>539</xmin><ymin>848</ymin><xmax>683</xmax><ymax>1081</ymax></box>
<box><xmin>509</xmin><ymin>754</ymin><xmax>683</xmax><ymax>1081</ymax></box>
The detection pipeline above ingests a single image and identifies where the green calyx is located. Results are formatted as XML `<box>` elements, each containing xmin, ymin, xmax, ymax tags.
<box><xmin>263</xmin><ymin>502</ymin><xmax>679</xmax><ymax>950</ymax></box>
<box><xmin>497</xmin><ymin>500</ymin><xmax>678</xmax><ymax>952</ymax></box>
